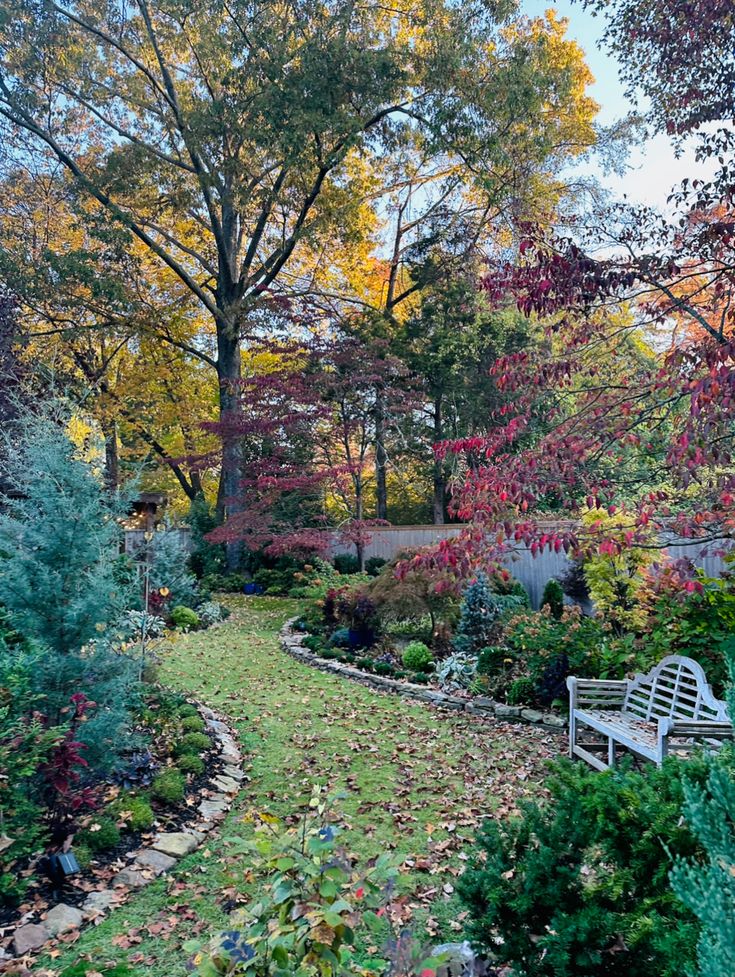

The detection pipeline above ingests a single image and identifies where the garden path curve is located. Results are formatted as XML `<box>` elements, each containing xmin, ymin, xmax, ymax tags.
<box><xmin>38</xmin><ymin>596</ymin><xmax>562</xmax><ymax>977</ymax></box>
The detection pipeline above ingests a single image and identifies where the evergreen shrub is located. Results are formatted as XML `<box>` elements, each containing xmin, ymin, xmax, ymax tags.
<box><xmin>333</xmin><ymin>553</ymin><xmax>360</xmax><ymax>574</ymax></box>
<box><xmin>171</xmin><ymin>605</ymin><xmax>200</xmax><ymax>630</ymax></box>
<box><xmin>107</xmin><ymin>794</ymin><xmax>155</xmax><ymax>832</ymax></box>
<box><xmin>174</xmin><ymin>732</ymin><xmax>211</xmax><ymax>756</ymax></box>
<box><xmin>670</xmin><ymin>670</ymin><xmax>735</xmax><ymax>977</ymax></box>
<box><xmin>0</xmin><ymin>414</ymin><xmax>138</xmax><ymax>772</ymax></box>
<box><xmin>410</xmin><ymin>672</ymin><xmax>430</xmax><ymax>684</ymax></box>
<box><xmin>176</xmin><ymin>703</ymin><xmax>199</xmax><ymax>719</ymax></box>
<box><xmin>177</xmin><ymin>754</ymin><xmax>205</xmax><ymax>776</ymax></box>
<box><xmin>181</xmin><ymin>714</ymin><xmax>205</xmax><ymax>733</ymax></box>
<box><xmin>401</xmin><ymin>641</ymin><xmax>434</xmax><ymax>672</ymax></box>
<box><xmin>506</xmin><ymin>676</ymin><xmax>535</xmax><ymax>705</ymax></box>
<box><xmin>459</xmin><ymin>757</ymin><xmax>709</xmax><ymax>977</ymax></box>
<box><xmin>77</xmin><ymin>817</ymin><xmax>121</xmax><ymax>852</ymax></box>
<box><xmin>453</xmin><ymin>573</ymin><xmax>524</xmax><ymax>656</ymax></box>
<box><xmin>365</xmin><ymin>556</ymin><xmax>387</xmax><ymax>576</ymax></box>
<box><xmin>151</xmin><ymin>769</ymin><xmax>186</xmax><ymax>805</ymax></box>
<box><xmin>541</xmin><ymin>578</ymin><xmax>565</xmax><ymax>619</ymax></box>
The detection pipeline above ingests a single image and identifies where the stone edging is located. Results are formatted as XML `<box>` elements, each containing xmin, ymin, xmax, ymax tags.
<box><xmin>280</xmin><ymin>620</ymin><xmax>567</xmax><ymax>733</ymax></box>
<box><xmin>9</xmin><ymin>704</ymin><xmax>244</xmax><ymax>960</ymax></box>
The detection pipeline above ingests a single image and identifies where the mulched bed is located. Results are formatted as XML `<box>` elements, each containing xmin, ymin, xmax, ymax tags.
<box><xmin>0</xmin><ymin>700</ymin><xmax>228</xmax><ymax>952</ymax></box>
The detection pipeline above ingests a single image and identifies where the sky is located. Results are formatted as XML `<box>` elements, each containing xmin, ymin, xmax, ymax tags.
<box><xmin>522</xmin><ymin>0</ymin><xmax>711</xmax><ymax>212</ymax></box>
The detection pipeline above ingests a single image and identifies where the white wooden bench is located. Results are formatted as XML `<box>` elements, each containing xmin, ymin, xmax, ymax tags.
<box><xmin>567</xmin><ymin>654</ymin><xmax>732</xmax><ymax>769</ymax></box>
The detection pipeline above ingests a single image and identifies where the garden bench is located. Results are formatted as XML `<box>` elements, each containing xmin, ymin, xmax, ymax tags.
<box><xmin>567</xmin><ymin>654</ymin><xmax>732</xmax><ymax>769</ymax></box>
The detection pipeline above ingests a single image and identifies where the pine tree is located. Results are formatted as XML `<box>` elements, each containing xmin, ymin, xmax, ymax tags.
<box><xmin>541</xmin><ymin>579</ymin><xmax>565</xmax><ymax>619</ymax></box>
<box><xmin>670</xmin><ymin>677</ymin><xmax>735</xmax><ymax>977</ymax></box>
<box><xmin>148</xmin><ymin>529</ymin><xmax>200</xmax><ymax>608</ymax></box>
<box><xmin>0</xmin><ymin>411</ymin><xmax>136</xmax><ymax>769</ymax></box>
<box><xmin>0</xmin><ymin>412</ymin><xmax>130</xmax><ymax>655</ymax></box>
<box><xmin>453</xmin><ymin>573</ymin><xmax>522</xmax><ymax>656</ymax></box>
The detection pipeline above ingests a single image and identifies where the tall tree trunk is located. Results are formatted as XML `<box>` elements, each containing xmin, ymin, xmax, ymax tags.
<box><xmin>375</xmin><ymin>385</ymin><xmax>388</xmax><ymax>521</ymax></box>
<box><xmin>355</xmin><ymin>482</ymin><xmax>366</xmax><ymax>572</ymax></box>
<box><xmin>216</xmin><ymin>323</ymin><xmax>243</xmax><ymax>570</ymax></box>
<box><xmin>432</xmin><ymin>396</ymin><xmax>445</xmax><ymax>524</ymax></box>
<box><xmin>103</xmin><ymin>419</ymin><xmax>119</xmax><ymax>492</ymax></box>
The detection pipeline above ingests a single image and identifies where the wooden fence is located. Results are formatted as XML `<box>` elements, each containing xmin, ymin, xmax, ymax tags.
<box><xmin>125</xmin><ymin>524</ymin><xmax>728</xmax><ymax>609</ymax></box>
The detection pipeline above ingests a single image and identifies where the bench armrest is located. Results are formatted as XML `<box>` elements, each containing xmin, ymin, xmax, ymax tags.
<box><xmin>661</xmin><ymin>720</ymin><xmax>734</xmax><ymax>739</ymax></box>
<box><xmin>567</xmin><ymin>677</ymin><xmax>628</xmax><ymax>710</ymax></box>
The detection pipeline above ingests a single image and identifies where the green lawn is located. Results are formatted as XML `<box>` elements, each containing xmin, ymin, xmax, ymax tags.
<box><xmin>40</xmin><ymin>597</ymin><xmax>560</xmax><ymax>977</ymax></box>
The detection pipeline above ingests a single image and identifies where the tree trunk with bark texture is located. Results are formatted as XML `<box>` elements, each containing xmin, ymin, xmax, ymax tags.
<box><xmin>432</xmin><ymin>397</ymin><xmax>445</xmax><ymax>524</ymax></box>
<box><xmin>216</xmin><ymin>318</ymin><xmax>243</xmax><ymax>570</ymax></box>
<box><xmin>103</xmin><ymin>419</ymin><xmax>119</xmax><ymax>492</ymax></box>
<box><xmin>375</xmin><ymin>385</ymin><xmax>388</xmax><ymax>521</ymax></box>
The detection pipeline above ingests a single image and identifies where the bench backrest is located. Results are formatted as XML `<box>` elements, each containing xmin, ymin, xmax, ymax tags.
<box><xmin>623</xmin><ymin>655</ymin><xmax>729</xmax><ymax>723</ymax></box>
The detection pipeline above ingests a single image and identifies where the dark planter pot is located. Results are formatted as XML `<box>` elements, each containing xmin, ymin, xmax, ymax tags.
<box><xmin>243</xmin><ymin>582</ymin><xmax>257</xmax><ymax>595</ymax></box>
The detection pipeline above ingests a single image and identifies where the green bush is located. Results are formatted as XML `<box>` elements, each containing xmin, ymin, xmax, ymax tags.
<box><xmin>333</xmin><ymin>553</ymin><xmax>360</xmax><ymax>575</ymax></box>
<box><xmin>171</xmin><ymin>605</ymin><xmax>200</xmax><ymax>630</ymax></box>
<box><xmin>177</xmin><ymin>753</ymin><xmax>205</xmax><ymax>776</ymax></box>
<box><xmin>488</xmin><ymin>570</ymin><xmax>527</xmax><ymax>598</ymax></box>
<box><xmin>410</xmin><ymin>672</ymin><xmax>430</xmax><ymax>684</ymax></box>
<box><xmin>176</xmin><ymin>702</ymin><xmax>200</xmax><ymax>719</ymax></box>
<box><xmin>145</xmin><ymin>687</ymin><xmax>188</xmax><ymax>719</ymax></box>
<box><xmin>328</xmin><ymin>627</ymin><xmax>351</xmax><ymax>648</ymax></box>
<box><xmin>365</xmin><ymin>556</ymin><xmax>387</xmax><ymax>577</ymax></box>
<box><xmin>373</xmin><ymin>661</ymin><xmax>395</xmax><ymax>676</ymax></box>
<box><xmin>254</xmin><ymin>565</ymin><xmax>299</xmax><ymax>595</ymax></box>
<box><xmin>506</xmin><ymin>676</ymin><xmax>535</xmax><ymax>705</ymax></box>
<box><xmin>201</xmin><ymin>571</ymin><xmax>247</xmax><ymax>594</ymax></box>
<box><xmin>72</xmin><ymin>844</ymin><xmax>93</xmax><ymax>870</ymax></box>
<box><xmin>181</xmin><ymin>714</ymin><xmax>205</xmax><ymax>733</ymax></box>
<box><xmin>476</xmin><ymin>646</ymin><xmax>506</xmax><ymax>676</ymax></box>
<box><xmin>151</xmin><ymin>768</ymin><xmax>186</xmax><ymax>805</ymax></box>
<box><xmin>190</xmin><ymin>789</ymin><xmax>399</xmax><ymax>977</ymax></box>
<box><xmin>541</xmin><ymin>579</ymin><xmax>565</xmax><ymax>619</ymax></box>
<box><xmin>453</xmin><ymin>573</ymin><xmax>525</xmax><ymax>656</ymax></box>
<box><xmin>149</xmin><ymin>531</ymin><xmax>201</xmax><ymax>609</ymax></box>
<box><xmin>174</xmin><ymin>731</ymin><xmax>211</xmax><ymax>756</ymax></box>
<box><xmin>357</xmin><ymin>656</ymin><xmax>374</xmax><ymax>672</ymax></box>
<box><xmin>671</xmin><ymin>744</ymin><xmax>735</xmax><ymax>977</ymax></box>
<box><xmin>401</xmin><ymin>641</ymin><xmax>434</xmax><ymax>673</ymax></box>
<box><xmin>503</xmin><ymin>606</ymin><xmax>634</xmax><ymax>685</ymax></box>
<box><xmin>459</xmin><ymin>757</ymin><xmax>709</xmax><ymax>977</ymax></box>
<box><xmin>77</xmin><ymin>816</ymin><xmax>121</xmax><ymax>852</ymax></box>
<box><xmin>303</xmin><ymin>634</ymin><xmax>326</xmax><ymax>654</ymax></box>
<box><xmin>107</xmin><ymin>794</ymin><xmax>155</xmax><ymax>832</ymax></box>
<box><xmin>647</xmin><ymin>571</ymin><xmax>735</xmax><ymax>694</ymax></box>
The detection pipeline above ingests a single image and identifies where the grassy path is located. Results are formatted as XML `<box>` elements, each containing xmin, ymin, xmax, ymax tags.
<box><xmin>42</xmin><ymin>597</ymin><xmax>561</xmax><ymax>977</ymax></box>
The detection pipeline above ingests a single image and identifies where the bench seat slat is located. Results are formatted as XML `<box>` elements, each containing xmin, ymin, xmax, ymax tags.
<box><xmin>574</xmin><ymin>709</ymin><xmax>658</xmax><ymax>759</ymax></box>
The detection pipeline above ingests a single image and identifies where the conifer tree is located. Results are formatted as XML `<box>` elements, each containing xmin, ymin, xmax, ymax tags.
<box><xmin>0</xmin><ymin>413</ymin><xmax>129</xmax><ymax>655</ymax></box>
<box><xmin>670</xmin><ymin>676</ymin><xmax>735</xmax><ymax>977</ymax></box>
<box><xmin>0</xmin><ymin>410</ymin><xmax>136</xmax><ymax>768</ymax></box>
<box><xmin>453</xmin><ymin>573</ymin><xmax>522</xmax><ymax>655</ymax></box>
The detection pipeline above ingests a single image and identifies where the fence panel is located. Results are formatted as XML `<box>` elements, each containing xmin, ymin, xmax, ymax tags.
<box><xmin>124</xmin><ymin>525</ymin><xmax>727</xmax><ymax>609</ymax></box>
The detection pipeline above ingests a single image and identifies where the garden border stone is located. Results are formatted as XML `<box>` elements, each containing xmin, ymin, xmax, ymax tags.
<box><xmin>280</xmin><ymin>619</ymin><xmax>568</xmax><ymax>732</ymax></box>
<box><xmin>6</xmin><ymin>700</ymin><xmax>245</xmax><ymax>963</ymax></box>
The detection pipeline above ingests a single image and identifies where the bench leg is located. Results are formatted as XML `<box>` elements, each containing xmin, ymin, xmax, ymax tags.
<box><xmin>569</xmin><ymin>712</ymin><xmax>577</xmax><ymax>759</ymax></box>
<box><xmin>608</xmin><ymin>737</ymin><xmax>616</xmax><ymax>767</ymax></box>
